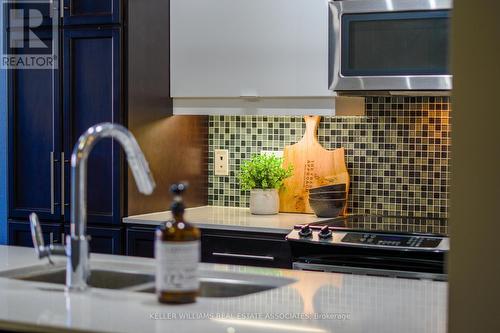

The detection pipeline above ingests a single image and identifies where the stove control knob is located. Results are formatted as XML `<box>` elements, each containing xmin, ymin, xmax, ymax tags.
<box><xmin>298</xmin><ymin>224</ymin><xmax>312</xmax><ymax>237</ymax></box>
<box><xmin>318</xmin><ymin>226</ymin><xmax>332</xmax><ymax>239</ymax></box>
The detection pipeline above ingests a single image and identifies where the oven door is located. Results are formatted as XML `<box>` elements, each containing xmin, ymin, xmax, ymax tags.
<box><xmin>329</xmin><ymin>0</ymin><xmax>452</xmax><ymax>93</ymax></box>
<box><xmin>288</xmin><ymin>239</ymin><xmax>447</xmax><ymax>281</ymax></box>
<box><xmin>293</xmin><ymin>251</ymin><xmax>447</xmax><ymax>281</ymax></box>
<box><xmin>293</xmin><ymin>261</ymin><xmax>446</xmax><ymax>281</ymax></box>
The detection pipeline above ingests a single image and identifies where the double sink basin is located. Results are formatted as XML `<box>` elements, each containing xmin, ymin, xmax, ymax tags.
<box><xmin>0</xmin><ymin>260</ymin><xmax>294</xmax><ymax>298</ymax></box>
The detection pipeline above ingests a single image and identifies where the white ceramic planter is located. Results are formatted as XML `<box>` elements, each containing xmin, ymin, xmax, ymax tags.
<box><xmin>249</xmin><ymin>189</ymin><xmax>280</xmax><ymax>215</ymax></box>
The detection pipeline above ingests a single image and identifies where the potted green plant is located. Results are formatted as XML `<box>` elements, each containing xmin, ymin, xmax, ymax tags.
<box><xmin>239</xmin><ymin>154</ymin><xmax>293</xmax><ymax>215</ymax></box>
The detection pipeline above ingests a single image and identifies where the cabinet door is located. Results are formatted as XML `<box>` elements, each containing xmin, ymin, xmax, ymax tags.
<box><xmin>64</xmin><ymin>225</ymin><xmax>123</xmax><ymax>254</ymax></box>
<box><xmin>9</xmin><ymin>221</ymin><xmax>63</xmax><ymax>247</ymax></box>
<box><xmin>63</xmin><ymin>0</ymin><xmax>120</xmax><ymax>26</ymax></box>
<box><xmin>87</xmin><ymin>226</ymin><xmax>123</xmax><ymax>254</ymax></box>
<box><xmin>4</xmin><ymin>1</ymin><xmax>57</xmax><ymax>28</ymax></box>
<box><xmin>8</xmin><ymin>30</ymin><xmax>62</xmax><ymax>221</ymax></box>
<box><xmin>126</xmin><ymin>227</ymin><xmax>155</xmax><ymax>258</ymax></box>
<box><xmin>62</xmin><ymin>28</ymin><xmax>122</xmax><ymax>225</ymax></box>
<box><xmin>170</xmin><ymin>0</ymin><xmax>331</xmax><ymax>97</ymax></box>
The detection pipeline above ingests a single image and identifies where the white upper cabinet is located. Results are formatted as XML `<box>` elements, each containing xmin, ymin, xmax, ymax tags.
<box><xmin>170</xmin><ymin>0</ymin><xmax>332</xmax><ymax>98</ymax></box>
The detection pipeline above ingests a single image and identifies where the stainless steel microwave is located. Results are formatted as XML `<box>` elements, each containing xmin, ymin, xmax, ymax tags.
<box><xmin>329</xmin><ymin>0</ymin><xmax>452</xmax><ymax>95</ymax></box>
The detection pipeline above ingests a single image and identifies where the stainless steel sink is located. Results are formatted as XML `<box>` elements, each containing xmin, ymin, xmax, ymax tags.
<box><xmin>129</xmin><ymin>278</ymin><xmax>277</xmax><ymax>298</ymax></box>
<box><xmin>13</xmin><ymin>268</ymin><xmax>154</xmax><ymax>290</ymax></box>
<box><xmin>0</xmin><ymin>262</ymin><xmax>294</xmax><ymax>298</ymax></box>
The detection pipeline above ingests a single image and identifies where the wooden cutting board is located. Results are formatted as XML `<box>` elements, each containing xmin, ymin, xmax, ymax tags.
<box><xmin>279</xmin><ymin>116</ymin><xmax>350</xmax><ymax>214</ymax></box>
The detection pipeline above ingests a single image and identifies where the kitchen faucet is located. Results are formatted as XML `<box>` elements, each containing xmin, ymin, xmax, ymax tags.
<box><xmin>29</xmin><ymin>123</ymin><xmax>156</xmax><ymax>290</ymax></box>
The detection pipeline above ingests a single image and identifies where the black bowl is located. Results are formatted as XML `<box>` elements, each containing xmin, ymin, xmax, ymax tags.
<box><xmin>309</xmin><ymin>198</ymin><xmax>346</xmax><ymax>218</ymax></box>
<box><xmin>309</xmin><ymin>184</ymin><xmax>346</xmax><ymax>193</ymax></box>
<box><xmin>309</xmin><ymin>191</ymin><xmax>346</xmax><ymax>200</ymax></box>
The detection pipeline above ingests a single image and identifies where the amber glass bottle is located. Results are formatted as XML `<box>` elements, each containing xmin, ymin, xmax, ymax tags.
<box><xmin>156</xmin><ymin>183</ymin><xmax>201</xmax><ymax>304</ymax></box>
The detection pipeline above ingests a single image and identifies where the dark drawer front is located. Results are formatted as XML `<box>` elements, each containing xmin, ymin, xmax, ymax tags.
<box><xmin>64</xmin><ymin>226</ymin><xmax>123</xmax><ymax>255</ymax></box>
<box><xmin>126</xmin><ymin>227</ymin><xmax>156</xmax><ymax>258</ymax></box>
<box><xmin>63</xmin><ymin>0</ymin><xmax>121</xmax><ymax>25</ymax></box>
<box><xmin>86</xmin><ymin>226</ymin><xmax>123</xmax><ymax>255</ymax></box>
<box><xmin>9</xmin><ymin>221</ymin><xmax>63</xmax><ymax>247</ymax></box>
<box><xmin>202</xmin><ymin>235</ymin><xmax>291</xmax><ymax>269</ymax></box>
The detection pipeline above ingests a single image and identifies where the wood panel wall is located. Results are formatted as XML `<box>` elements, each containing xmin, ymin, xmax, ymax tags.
<box><xmin>127</xmin><ymin>115</ymin><xmax>208</xmax><ymax>216</ymax></box>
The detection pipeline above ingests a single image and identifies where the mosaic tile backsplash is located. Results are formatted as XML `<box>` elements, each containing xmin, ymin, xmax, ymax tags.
<box><xmin>208</xmin><ymin>96</ymin><xmax>450</xmax><ymax>219</ymax></box>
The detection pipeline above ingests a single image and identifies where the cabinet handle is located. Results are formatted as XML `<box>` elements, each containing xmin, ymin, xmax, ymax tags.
<box><xmin>50</xmin><ymin>152</ymin><xmax>55</xmax><ymax>214</ymax></box>
<box><xmin>61</xmin><ymin>152</ymin><xmax>65</xmax><ymax>216</ymax></box>
<box><xmin>211</xmin><ymin>252</ymin><xmax>275</xmax><ymax>261</ymax></box>
<box><xmin>60</xmin><ymin>0</ymin><xmax>64</xmax><ymax>18</ymax></box>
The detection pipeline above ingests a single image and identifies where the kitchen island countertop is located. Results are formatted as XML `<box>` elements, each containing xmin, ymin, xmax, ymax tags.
<box><xmin>123</xmin><ymin>205</ymin><xmax>329</xmax><ymax>233</ymax></box>
<box><xmin>0</xmin><ymin>246</ymin><xmax>447</xmax><ymax>333</ymax></box>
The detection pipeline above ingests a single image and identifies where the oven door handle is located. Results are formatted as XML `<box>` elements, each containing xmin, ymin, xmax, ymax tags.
<box><xmin>298</xmin><ymin>254</ymin><xmax>443</xmax><ymax>267</ymax></box>
<box><xmin>212</xmin><ymin>252</ymin><xmax>275</xmax><ymax>261</ymax></box>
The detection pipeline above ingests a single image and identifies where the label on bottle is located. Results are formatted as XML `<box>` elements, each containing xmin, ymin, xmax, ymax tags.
<box><xmin>156</xmin><ymin>241</ymin><xmax>200</xmax><ymax>292</ymax></box>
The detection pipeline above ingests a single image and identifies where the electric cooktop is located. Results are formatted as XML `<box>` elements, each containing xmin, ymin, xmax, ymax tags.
<box><xmin>288</xmin><ymin>215</ymin><xmax>449</xmax><ymax>252</ymax></box>
<box><xmin>301</xmin><ymin>214</ymin><xmax>448</xmax><ymax>236</ymax></box>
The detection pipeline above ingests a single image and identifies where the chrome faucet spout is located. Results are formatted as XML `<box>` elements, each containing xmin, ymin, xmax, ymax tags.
<box><xmin>70</xmin><ymin>123</ymin><xmax>155</xmax><ymax>236</ymax></box>
<box><xmin>30</xmin><ymin>123</ymin><xmax>156</xmax><ymax>291</ymax></box>
<box><xmin>67</xmin><ymin>123</ymin><xmax>156</xmax><ymax>290</ymax></box>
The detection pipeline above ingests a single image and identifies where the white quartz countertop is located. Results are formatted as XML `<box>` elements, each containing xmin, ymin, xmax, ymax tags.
<box><xmin>123</xmin><ymin>206</ymin><xmax>329</xmax><ymax>233</ymax></box>
<box><xmin>0</xmin><ymin>246</ymin><xmax>447</xmax><ymax>333</ymax></box>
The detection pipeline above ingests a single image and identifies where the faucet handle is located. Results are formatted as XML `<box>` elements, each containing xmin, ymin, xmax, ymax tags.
<box><xmin>29</xmin><ymin>213</ymin><xmax>66</xmax><ymax>264</ymax></box>
<box><xmin>30</xmin><ymin>213</ymin><xmax>47</xmax><ymax>258</ymax></box>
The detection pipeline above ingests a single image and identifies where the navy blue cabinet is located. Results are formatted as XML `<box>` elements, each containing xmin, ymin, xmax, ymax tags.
<box><xmin>9</xmin><ymin>221</ymin><xmax>63</xmax><ymax>248</ymax></box>
<box><xmin>64</xmin><ymin>225</ymin><xmax>123</xmax><ymax>254</ymax></box>
<box><xmin>126</xmin><ymin>227</ymin><xmax>156</xmax><ymax>258</ymax></box>
<box><xmin>87</xmin><ymin>226</ymin><xmax>123</xmax><ymax>254</ymax></box>
<box><xmin>62</xmin><ymin>28</ymin><xmax>122</xmax><ymax>225</ymax></box>
<box><xmin>4</xmin><ymin>1</ymin><xmax>56</xmax><ymax>28</ymax></box>
<box><xmin>8</xmin><ymin>29</ymin><xmax>123</xmax><ymax>249</ymax></box>
<box><xmin>8</xmin><ymin>30</ymin><xmax>62</xmax><ymax>222</ymax></box>
<box><xmin>63</xmin><ymin>0</ymin><xmax>121</xmax><ymax>26</ymax></box>
<box><xmin>7</xmin><ymin>2</ymin><xmax>173</xmax><ymax>254</ymax></box>
<box><xmin>7</xmin><ymin>0</ymin><xmax>121</xmax><ymax>27</ymax></box>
